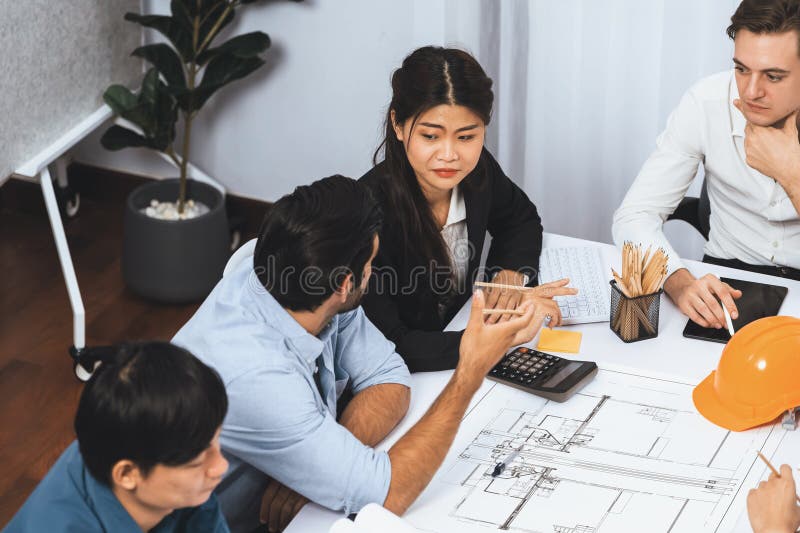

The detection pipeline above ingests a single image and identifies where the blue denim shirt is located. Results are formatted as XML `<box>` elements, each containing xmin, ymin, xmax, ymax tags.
<box><xmin>172</xmin><ymin>259</ymin><xmax>411</xmax><ymax>531</ymax></box>
<box><xmin>3</xmin><ymin>442</ymin><xmax>228</xmax><ymax>533</ymax></box>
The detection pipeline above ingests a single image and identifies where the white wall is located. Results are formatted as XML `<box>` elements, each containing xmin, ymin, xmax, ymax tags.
<box><xmin>71</xmin><ymin>0</ymin><xmax>742</xmax><ymax>262</ymax></box>
<box><xmin>72</xmin><ymin>0</ymin><xmax>485</xmax><ymax>200</ymax></box>
<box><xmin>488</xmin><ymin>0</ymin><xmax>740</xmax><ymax>259</ymax></box>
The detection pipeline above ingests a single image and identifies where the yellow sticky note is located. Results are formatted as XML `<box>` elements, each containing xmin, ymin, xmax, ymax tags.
<box><xmin>536</xmin><ymin>328</ymin><xmax>582</xmax><ymax>354</ymax></box>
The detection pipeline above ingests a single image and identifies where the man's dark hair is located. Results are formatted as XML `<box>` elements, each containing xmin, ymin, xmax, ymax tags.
<box><xmin>728</xmin><ymin>0</ymin><xmax>800</xmax><ymax>55</ymax></box>
<box><xmin>253</xmin><ymin>175</ymin><xmax>382</xmax><ymax>311</ymax></box>
<box><xmin>74</xmin><ymin>342</ymin><xmax>228</xmax><ymax>485</ymax></box>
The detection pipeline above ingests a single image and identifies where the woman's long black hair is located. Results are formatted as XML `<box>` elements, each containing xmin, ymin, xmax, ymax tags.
<box><xmin>373</xmin><ymin>46</ymin><xmax>494</xmax><ymax>285</ymax></box>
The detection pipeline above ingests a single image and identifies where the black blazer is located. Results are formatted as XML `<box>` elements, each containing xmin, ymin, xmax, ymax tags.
<box><xmin>360</xmin><ymin>148</ymin><xmax>543</xmax><ymax>372</ymax></box>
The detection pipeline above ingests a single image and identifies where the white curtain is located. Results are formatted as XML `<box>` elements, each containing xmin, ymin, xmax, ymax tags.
<box><xmin>470</xmin><ymin>0</ymin><xmax>741</xmax><ymax>259</ymax></box>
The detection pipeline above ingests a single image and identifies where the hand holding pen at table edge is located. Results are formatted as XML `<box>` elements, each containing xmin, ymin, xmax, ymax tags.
<box><xmin>663</xmin><ymin>269</ymin><xmax>742</xmax><ymax>329</ymax></box>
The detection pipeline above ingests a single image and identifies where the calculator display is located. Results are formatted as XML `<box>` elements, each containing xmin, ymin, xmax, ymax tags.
<box><xmin>542</xmin><ymin>361</ymin><xmax>581</xmax><ymax>387</ymax></box>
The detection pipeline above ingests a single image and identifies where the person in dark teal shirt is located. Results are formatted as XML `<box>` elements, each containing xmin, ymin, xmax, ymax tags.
<box><xmin>3</xmin><ymin>342</ymin><xmax>230</xmax><ymax>533</ymax></box>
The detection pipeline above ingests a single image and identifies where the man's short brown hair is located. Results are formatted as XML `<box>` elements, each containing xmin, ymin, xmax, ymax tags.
<box><xmin>728</xmin><ymin>0</ymin><xmax>800</xmax><ymax>56</ymax></box>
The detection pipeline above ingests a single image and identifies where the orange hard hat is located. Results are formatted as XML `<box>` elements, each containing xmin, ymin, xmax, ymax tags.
<box><xmin>693</xmin><ymin>316</ymin><xmax>800</xmax><ymax>431</ymax></box>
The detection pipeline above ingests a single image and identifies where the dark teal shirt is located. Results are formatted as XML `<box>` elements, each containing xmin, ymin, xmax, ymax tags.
<box><xmin>3</xmin><ymin>441</ymin><xmax>229</xmax><ymax>533</ymax></box>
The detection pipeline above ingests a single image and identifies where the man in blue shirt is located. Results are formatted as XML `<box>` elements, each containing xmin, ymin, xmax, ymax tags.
<box><xmin>173</xmin><ymin>176</ymin><xmax>549</xmax><ymax>532</ymax></box>
<box><xmin>3</xmin><ymin>342</ymin><xmax>230</xmax><ymax>533</ymax></box>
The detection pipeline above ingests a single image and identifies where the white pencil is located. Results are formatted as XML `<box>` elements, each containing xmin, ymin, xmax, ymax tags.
<box><xmin>722</xmin><ymin>305</ymin><xmax>735</xmax><ymax>337</ymax></box>
<box><xmin>714</xmin><ymin>275</ymin><xmax>737</xmax><ymax>337</ymax></box>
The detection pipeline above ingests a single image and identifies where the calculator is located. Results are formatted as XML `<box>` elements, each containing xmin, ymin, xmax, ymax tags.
<box><xmin>488</xmin><ymin>347</ymin><xmax>598</xmax><ymax>402</ymax></box>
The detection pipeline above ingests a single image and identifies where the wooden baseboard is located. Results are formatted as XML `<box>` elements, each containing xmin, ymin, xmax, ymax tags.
<box><xmin>0</xmin><ymin>163</ymin><xmax>272</xmax><ymax>245</ymax></box>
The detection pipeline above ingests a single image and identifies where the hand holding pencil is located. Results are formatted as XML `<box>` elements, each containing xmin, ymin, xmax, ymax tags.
<box><xmin>747</xmin><ymin>455</ymin><xmax>800</xmax><ymax>533</ymax></box>
<box><xmin>475</xmin><ymin>280</ymin><xmax>567</xmax><ymax>327</ymax></box>
<box><xmin>664</xmin><ymin>270</ymin><xmax>742</xmax><ymax>330</ymax></box>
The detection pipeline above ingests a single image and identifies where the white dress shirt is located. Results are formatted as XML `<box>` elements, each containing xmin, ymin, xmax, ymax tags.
<box><xmin>441</xmin><ymin>185</ymin><xmax>469</xmax><ymax>286</ymax></box>
<box><xmin>613</xmin><ymin>70</ymin><xmax>800</xmax><ymax>275</ymax></box>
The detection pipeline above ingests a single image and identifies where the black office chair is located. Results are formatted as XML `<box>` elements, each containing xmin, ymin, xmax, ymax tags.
<box><xmin>666</xmin><ymin>178</ymin><xmax>710</xmax><ymax>240</ymax></box>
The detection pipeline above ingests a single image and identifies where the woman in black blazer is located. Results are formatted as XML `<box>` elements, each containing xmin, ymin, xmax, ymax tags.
<box><xmin>360</xmin><ymin>46</ymin><xmax>574</xmax><ymax>372</ymax></box>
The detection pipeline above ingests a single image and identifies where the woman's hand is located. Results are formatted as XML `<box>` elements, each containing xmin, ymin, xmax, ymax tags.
<box><xmin>484</xmin><ymin>270</ymin><xmax>527</xmax><ymax>324</ymax></box>
<box><xmin>485</xmin><ymin>274</ymin><xmax>577</xmax><ymax>325</ymax></box>
<box><xmin>518</xmin><ymin>278</ymin><xmax>576</xmax><ymax>327</ymax></box>
<box><xmin>527</xmin><ymin>278</ymin><xmax>577</xmax><ymax>299</ymax></box>
<box><xmin>510</xmin><ymin>296</ymin><xmax>562</xmax><ymax>344</ymax></box>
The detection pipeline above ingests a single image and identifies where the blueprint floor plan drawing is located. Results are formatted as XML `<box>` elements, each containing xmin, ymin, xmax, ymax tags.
<box><xmin>404</xmin><ymin>368</ymin><xmax>785</xmax><ymax>533</ymax></box>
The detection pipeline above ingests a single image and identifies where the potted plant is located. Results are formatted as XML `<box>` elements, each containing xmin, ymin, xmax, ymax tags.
<box><xmin>101</xmin><ymin>0</ymin><xmax>292</xmax><ymax>302</ymax></box>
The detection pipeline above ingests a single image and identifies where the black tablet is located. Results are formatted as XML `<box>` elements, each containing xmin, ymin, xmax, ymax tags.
<box><xmin>682</xmin><ymin>277</ymin><xmax>788</xmax><ymax>344</ymax></box>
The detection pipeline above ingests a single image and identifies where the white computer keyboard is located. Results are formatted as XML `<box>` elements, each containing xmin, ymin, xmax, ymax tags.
<box><xmin>538</xmin><ymin>246</ymin><xmax>610</xmax><ymax>324</ymax></box>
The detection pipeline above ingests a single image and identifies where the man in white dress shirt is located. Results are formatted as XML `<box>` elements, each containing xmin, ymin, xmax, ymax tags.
<box><xmin>613</xmin><ymin>0</ymin><xmax>800</xmax><ymax>330</ymax></box>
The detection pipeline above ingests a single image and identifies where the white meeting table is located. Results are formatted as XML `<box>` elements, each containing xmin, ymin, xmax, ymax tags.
<box><xmin>286</xmin><ymin>232</ymin><xmax>800</xmax><ymax>533</ymax></box>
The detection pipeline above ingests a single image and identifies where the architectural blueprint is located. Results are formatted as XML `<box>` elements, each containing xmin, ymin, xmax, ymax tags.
<box><xmin>403</xmin><ymin>368</ymin><xmax>786</xmax><ymax>533</ymax></box>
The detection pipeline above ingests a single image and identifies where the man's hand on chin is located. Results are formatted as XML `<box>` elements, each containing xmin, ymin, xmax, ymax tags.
<box><xmin>734</xmin><ymin>100</ymin><xmax>800</xmax><ymax>198</ymax></box>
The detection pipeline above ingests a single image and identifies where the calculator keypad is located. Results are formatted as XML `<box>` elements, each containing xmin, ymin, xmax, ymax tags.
<box><xmin>489</xmin><ymin>347</ymin><xmax>563</xmax><ymax>386</ymax></box>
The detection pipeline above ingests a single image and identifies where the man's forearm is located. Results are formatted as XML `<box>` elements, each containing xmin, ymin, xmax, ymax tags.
<box><xmin>383</xmin><ymin>370</ymin><xmax>480</xmax><ymax>515</ymax></box>
<box><xmin>663</xmin><ymin>268</ymin><xmax>695</xmax><ymax>301</ymax></box>
<box><xmin>339</xmin><ymin>383</ymin><xmax>410</xmax><ymax>447</ymax></box>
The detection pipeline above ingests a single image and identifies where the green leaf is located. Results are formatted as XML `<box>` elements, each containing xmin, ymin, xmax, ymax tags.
<box><xmin>124</xmin><ymin>12</ymin><xmax>193</xmax><ymax>63</ymax></box>
<box><xmin>103</xmin><ymin>68</ymin><xmax>178</xmax><ymax>150</ymax></box>
<box><xmin>139</xmin><ymin>68</ymin><xmax>161</xmax><ymax>111</ymax></box>
<box><xmin>117</xmin><ymin>102</ymin><xmax>157</xmax><ymax>135</ymax></box>
<box><xmin>169</xmin><ymin>0</ymin><xmax>194</xmax><ymax>53</ymax></box>
<box><xmin>196</xmin><ymin>31</ymin><xmax>270</xmax><ymax>65</ymax></box>
<box><xmin>165</xmin><ymin>86</ymin><xmax>193</xmax><ymax>113</ymax></box>
<box><xmin>100</xmin><ymin>125</ymin><xmax>150</xmax><ymax>150</ymax></box>
<box><xmin>152</xmin><ymin>82</ymin><xmax>178</xmax><ymax>150</ymax></box>
<box><xmin>103</xmin><ymin>85</ymin><xmax>138</xmax><ymax>114</ymax></box>
<box><xmin>132</xmin><ymin>44</ymin><xmax>186</xmax><ymax>87</ymax></box>
<box><xmin>193</xmin><ymin>54</ymin><xmax>265</xmax><ymax>110</ymax></box>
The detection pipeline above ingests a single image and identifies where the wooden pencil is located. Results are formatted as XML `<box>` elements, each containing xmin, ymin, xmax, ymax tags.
<box><xmin>474</xmin><ymin>281</ymin><xmax>533</xmax><ymax>292</ymax></box>
<box><xmin>482</xmin><ymin>308</ymin><xmax>526</xmax><ymax>316</ymax></box>
<box><xmin>756</xmin><ymin>451</ymin><xmax>800</xmax><ymax>503</ymax></box>
<box><xmin>613</xmin><ymin>244</ymin><xmax>669</xmax><ymax>341</ymax></box>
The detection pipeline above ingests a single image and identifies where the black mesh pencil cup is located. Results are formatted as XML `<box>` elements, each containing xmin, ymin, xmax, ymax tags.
<box><xmin>610</xmin><ymin>280</ymin><xmax>662</xmax><ymax>343</ymax></box>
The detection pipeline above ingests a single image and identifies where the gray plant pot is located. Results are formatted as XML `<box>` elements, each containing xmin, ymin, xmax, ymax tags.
<box><xmin>123</xmin><ymin>178</ymin><xmax>230</xmax><ymax>303</ymax></box>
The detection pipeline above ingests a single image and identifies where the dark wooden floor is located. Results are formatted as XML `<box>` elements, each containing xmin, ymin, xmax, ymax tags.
<box><xmin>0</xmin><ymin>165</ymin><xmax>267</xmax><ymax>526</ymax></box>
